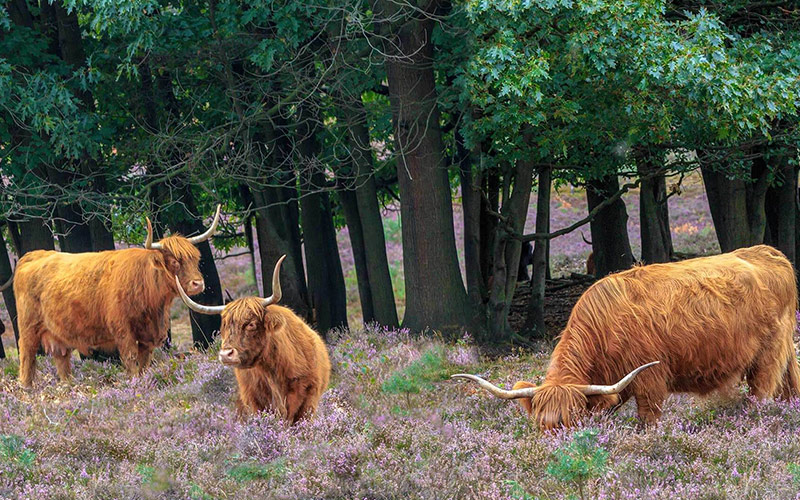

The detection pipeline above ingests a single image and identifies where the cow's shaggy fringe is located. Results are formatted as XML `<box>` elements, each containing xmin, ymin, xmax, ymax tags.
<box><xmin>512</xmin><ymin>245</ymin><xmax>800</xmax><ymax>429</ymax></box>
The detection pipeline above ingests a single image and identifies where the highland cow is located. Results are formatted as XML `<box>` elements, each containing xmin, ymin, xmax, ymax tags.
<box><xmin>14</xmin><ymin>206</ymin><xmax>221</xmax><ymax>387</ymax></box>
<box><xmin>454</xmin><ymin>245</ymin><xmax>800</xmax><ymax>429</ymax></box>
<box><xmin>175</xmin><ymin>256</ymin><xmax>331</xmax><ymax>425</ymax></box>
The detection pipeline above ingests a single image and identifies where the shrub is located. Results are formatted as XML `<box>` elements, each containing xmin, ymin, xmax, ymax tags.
<box><xmin>546</xmin><ymin>429</ymin><xmax>608</xmax><ymax>500</ymax></box>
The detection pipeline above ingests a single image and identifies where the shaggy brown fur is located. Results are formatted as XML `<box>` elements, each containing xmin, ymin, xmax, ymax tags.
<box><xmin>513</xmin><ymin>245</ymin><xmax>800</xmax><ymax>429</ymax></box>
<box><xmin>218</xmin><ymin>298</ymin><xmax>331</xmax><ymax>425</ymax></box>
<box><xmin>14</xmin><ymin>234</ymin><xmax>205</xmax><ymax>387</ymax></box>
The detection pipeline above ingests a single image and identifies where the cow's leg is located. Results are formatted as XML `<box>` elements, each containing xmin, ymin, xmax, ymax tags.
<box><xmin>18</xmin><ymin>326</ymin><xmax>43</xmax><ymax>388</ymax></box>
<box><xmin>52</xmin><ymin>348</ymin><xmax>73</xmax><ymax>383</ymax></box>
<box><xmin>117</xmin><ymin>336</ymin><xmax>142</xmax><ymax>376</ymax></box>
<box><xmin>633</xmin><ymin>381</ymin><xmax>667</xmax><ymax>425</ymax></box>
<box><xmin>746</xmin><ymin>336</ymin><xmax>787</xmax><ymax>399</ymax></box>
<box><xmin>136</xmin><ymin>346</ymin><xmax>154</xmax><ymax>373</ymax></box>
<box><xmin>285</xmin><ymin>389</ymin><xmax>310</xmax><ymax>425</ymax></box>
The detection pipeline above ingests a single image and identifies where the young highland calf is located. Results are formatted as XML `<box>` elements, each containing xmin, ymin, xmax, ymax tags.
<box><xmin>13</xmin><ymin>206</ymin><xmax>221</xmax><ymax>387</ymax></box>
<box><xmin>176</xmin><ymin>256</ymin><xmax>331</xmax><ymax>424</ymax></box>
<box><xmin>454</xmin><ymin>245</ymin><xmax>800</xmax><ymax>430</ymax></box>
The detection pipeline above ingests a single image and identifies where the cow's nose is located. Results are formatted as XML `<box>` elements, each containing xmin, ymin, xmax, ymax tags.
<box><xmin>219</xmin><ymin>348</ymin><xmax>237</xmax><ymax>364</ymax></box>
<box><xmin>189</xmin><ymin>279</ymin><xmax>205</xmax><ymax>293</ymax></box>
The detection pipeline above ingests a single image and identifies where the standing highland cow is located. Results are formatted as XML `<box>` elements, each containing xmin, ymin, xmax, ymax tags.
<box><xmin>175</xmin><ymin>256</ymin><xmax>331</xmax><ymax>425</ymax></box>
<box><xmin>454</xmin><ymin>245</ymin><xmax>800</xmax><ymax>430</ymax></box>
<box><xmin>14</xmin><ymin>206</ymin><xmax>221</xmax><ymax>387</ymax></box>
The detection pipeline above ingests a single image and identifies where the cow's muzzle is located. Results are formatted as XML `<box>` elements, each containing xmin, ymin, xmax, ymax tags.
<box><xmin>185</xmin><ymin>279</ymin><xmax>205</xmax><ymax>296</ymax></box>
<box><xmin>219</xmin><ymin>348</ymin><xmax>240</xmax><ymax>366</ymax></box>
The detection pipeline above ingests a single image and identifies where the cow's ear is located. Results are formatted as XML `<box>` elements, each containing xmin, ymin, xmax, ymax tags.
<box><xmin>263</xmin><ymin>310</ymin><xmax>286</xmax><ymax>332</ymax></box>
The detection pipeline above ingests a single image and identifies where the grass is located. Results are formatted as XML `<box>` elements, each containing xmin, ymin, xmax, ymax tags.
<box><xmin>1</xmin><ymin>325</ymin><xmax>799</xmax><ymax>499</ymax></box>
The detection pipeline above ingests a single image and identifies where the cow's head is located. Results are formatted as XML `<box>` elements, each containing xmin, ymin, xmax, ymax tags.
<box><xmin>175</xmin><ymin>255</ymin><xmax>285</xmax><ymax>368</ymax></box>
<box><xmin>451</xmin><ymin>361</ymin><xmax>658</xmax><ymax>430</ymax></box>
<box><xmin>145</xmin><ymin>205</ymin><xmax>221</xmax><ymax>296</ymax></box>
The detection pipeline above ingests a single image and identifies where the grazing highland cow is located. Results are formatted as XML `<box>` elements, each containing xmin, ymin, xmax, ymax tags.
<box><xmin>14</xmin><ymin>206</ymin><xmax>221</xmax><ymax>387</ymax></box>
<box><xmin>454</xmin><ymin>245</ymin><xmax>800</xmax><ymax>430</ymax></box>
<box><xmin>176</xmin><ymin>256</ymin><xmax>331</xmax><ymax>425</ymax></box>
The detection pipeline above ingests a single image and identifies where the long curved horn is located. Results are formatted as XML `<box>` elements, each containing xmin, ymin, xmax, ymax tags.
<box><xmin>187</xmin><ymin>204</ymin><xmax>221</xmax><ymax>245</ymax></box>
<box><xmin>174</xmin><ymin>275</ymin><xmax>225</xmax><ymax>315</ymax></box>
<box><xmin>577</xmin><ymin>361</ymin><xmax>660</xmax><ymax>396</ymax></box>
<box><xmin>144</xmin><ymin>217</ymin><xmax>162</xmax><ymax>250</ymax></box>
<box><xmin>261</xmin><ymin>255</ymin><xmax>285</xmax><ymax>307</ymax></box>
<box><xmin>450</xmin><ymin>374</ymin><xmax>539</xmax><ymax>399</ymax></box>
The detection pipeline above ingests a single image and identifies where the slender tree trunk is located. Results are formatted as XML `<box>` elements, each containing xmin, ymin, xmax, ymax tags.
<box><xmin>523</xmin><ymin>165</ymin><xmax>551</xmax><ymax>337</ymax></box>
<box><xmin>0</xmin><ymin>225</ymin><xmax>18</xmax><ymax>351</ymax></box>
<box><xmin>377</xmin><ymin>5</ymin><xmax>472</xmax><ymax>334</ymax></box>
<box><xmin>244</xmin><ymin>214</ymin><xmax>258</xmax><ymax>289</ymax></box>
<box><xmin>347</xmin><ymin>113</ymin><xmax>399</xmax><ymax>328</ymax></box>
<box><xmin>638</xmin><ymin>155</ymin><xmax>672</xmax><ymax>264</ymax></box>
<box><xmin>487</xmin><ymin>159</ymin><xmax>535</xmax><ymax>341</ymax></box>
<box><xmin>299</xmin><ymin>184</ymin><xmax>349</xmax><ymax>333</ymax></box>
<box><xmin>339</xmin><ymin>188</ymin><xmax>375</xmax><ymax>323</ymax></box>
<box><xmin>765</xmin><ymin>159</ymin><xmax>797</xmax><ymax>264</ymax></box>
<box><xmin>747</xmin><ymin>156</ymin><xmax>769</xmax><ymax>245</ymax></box>
<box><xmin>169</xmin><ymin>197</ymin><xmax>224</xmax><ymax>350</ymax></box>
<box><xmin>460</xmin><ymin>145</ymin><xmax>483</xmax><ymax>307</ymax></box>
<box><xmin>586</xmin><ymin>176</ymin><xmax>635</xmax><ymax>277</ymax></box>
<box><xmin>480</xmin><ymin>170</ymin><xmax>500</xmax><ymax>293</ymax></box>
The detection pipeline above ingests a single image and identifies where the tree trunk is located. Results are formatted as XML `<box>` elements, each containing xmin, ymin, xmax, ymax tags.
<box><xmin>168</xmin><ymin>193</ymin><xmax>224</xmax><ymax>350</ymax></box>
<box><xmin>7</xmin><ymin>219</ymin><xmax>54</xmax><ymax>255</ymax></box>
<box><xmin>523</xmin><ymin>165</ymin><xmax>551</xmax><ymax>338</ymax></box>
<box><xmin>487</xmin><ymin>159</ymin><xmax>535</xmax><ymax>341</ymax></box>
<box><xmin>297</xmin><ymin>109</ymin><xmax>348</xmax><ymax>334</ymax></box>
<box><xmin>460</xmin><ymin>145</ymin><xmax>483</xmax><ymax>307</ymax></box>
<box><xmin>248</xmin><ymin>184</ymin><xmax>311</xmax><ymax>320</ymax></box>
<box><xmin>379</xmin><ymin>7</ymin><xmax>472</xmax><ymax>334</ymax></box>
<box><xmin>0</xmin><ymin>226</ymin><xmax>18</xmax><ymax>352</ymax></box>
<box><xmin>586</xmin><ymin>176</ymin><xmax>635</xmax><ymax>277</ymax></box>
<box><xmin>299</xmin><ymin>185</ymin><xmax>349</xmax><ymax>333</ymax></box>
<box><xmin>638</xmin><ymin>155</ymin><xmax>672</xmax><ymax>264</ymax></box>
<box><xmin>53</xmin><ymin>2</ymin><xmax>115</xmax><ymax>251</ymax></box>
<box><xmin>347</xmin><ymin>113</ymin><xmax>399</xmax><ymax>328</ymax></box>
<box><xmin>244</xmin><ymin>214</ymin><xmax>258</xmax><ymax>290</ymax></box>
<box><xmin>339</xmin><ymin>188</ymin><xmax>375</xmax><ymax>323</ymax></box>
<box><xmin>701</xmin><ymin>154</ymin><xmax>768</xmax><ymax>252</ymax></box>
<box><xmin>765</xmin><ymin>160</ymin><xmax>797</xmax><ymax>264</ymax></box>
<box><xmin>480</xmin><ymin>169</ymin><xmax>500</xmax><ymax>294</ymax></box>
<box><xmin>46</xmin><ymin>166</ymin><xmax>94</xmax><ymax>253</ymax></box>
